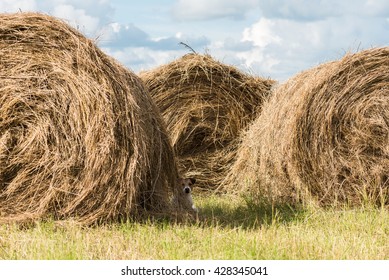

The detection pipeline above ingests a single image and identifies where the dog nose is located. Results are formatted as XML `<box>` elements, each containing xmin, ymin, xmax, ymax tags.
<box><xmin>184</xmin><ymin>186</ymin><xmax>191</xmax><ymax>194</ymax></box>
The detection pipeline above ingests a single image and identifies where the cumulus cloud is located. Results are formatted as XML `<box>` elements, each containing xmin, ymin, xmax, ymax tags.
<box><xmin>237</xmin><ymin>13</ymin><xmax>389</xmax><ymax>80</ymax></box>
<box><xmin>242</xmin><ymin>18</ymin><xmax>282</xmax><ymax>48</ymax></box>
<box><xmin>259</xmin><ymin>0</ymin><xmax>389</xmax><ymax>20</ymax></box>
<box><xmin>0</xmin><ymin>0</ymin><xmax>114</xmax><ymax>37</ymax></box>
<box><xmin>100</xmin><ymin>23</ymin><xmax>150</xmax><ymax>48</ymax></box>
<box><xmin>98</xmin><ymin>20</ymin><xmax>211</xmax><ymax>72</ymax></box>
<box><xmin>50</xmin><ymin>4</ymin><xmax>101</xmax><ymax>36</ymax></box>
<box><xmin>258</xmin><ymin>0</ymin><xmax>344</xmax><ymax>20</ymax></box>
<box><xmin>99</xmin><ymin>22</ymin><xmax>210</xmax><ymax>51</ymax></box>
<box><xmin>103</xmin><ymin>47</ymin><xmax>187</xmax><ymax>73</ymax></box>
<box><xmin>172</xmin><ymin>0</ymin><xmax>260</xmax><ymax>21</ymax></box>
<box><xmin>0</xmin><ymin>0</ymin><xmax>37</xmax><ymax>12</ymax></box>
<box><xmin>0</xmin><ymin>0</ymin><xmax>212</xmax><ymax>74</ymax></box>
<box><xmin>1</xmin><ymin>0</ymin><xmax>387</xmax><ymax>80</ymax></box>
<box><xmin>49</xmin><ymin>0</ymin><xmax>114</xmax><ymax>20</ymax></box>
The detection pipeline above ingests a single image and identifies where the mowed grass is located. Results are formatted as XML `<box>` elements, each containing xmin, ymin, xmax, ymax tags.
<box><xmin>0</xmin><ymin>194</ymin><xmax>388</xmax><ymax>260</ymax></box>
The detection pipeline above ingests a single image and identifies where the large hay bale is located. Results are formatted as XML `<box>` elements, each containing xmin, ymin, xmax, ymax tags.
<box><xmin>225</xmin><ymin>47</ymin><xmax>389</xmax><ymax>206</ymax></box>
<box><xmin>140</xmin><ymin>54</ymin><xmax>274</xmax><ymax>190</ymax></box>
<box><xmin>0</xmin><ymin>13</ymin><xmax>178</xmax><ymax>224</ymax></box>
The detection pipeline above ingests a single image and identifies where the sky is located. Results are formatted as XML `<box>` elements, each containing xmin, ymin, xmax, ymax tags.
<box><xmin>0</xmin><ymin>0</ymin><xmax>388</xmax><ymax>81</ymax></box>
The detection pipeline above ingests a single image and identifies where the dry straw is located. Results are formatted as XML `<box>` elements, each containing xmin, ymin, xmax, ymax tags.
<box><xmin>140</xmin><ymin>54</ymin><xmax>274</xmax><ymax>190</ymax></box>
<box><xmin>225</xmin><ymin>47</ymin><xmax>389</xmax><ymax>207</ymax></box>
<box><xmin>0</xmin><ymin>13</ymin><xmax>179</xmax><ymax>224</ymax></box>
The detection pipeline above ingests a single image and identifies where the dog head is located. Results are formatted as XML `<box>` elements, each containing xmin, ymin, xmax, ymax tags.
<box><xmin>180</xmin><ymin>177</ymin><xmax>196</xmax><ymax>194</ymax></box>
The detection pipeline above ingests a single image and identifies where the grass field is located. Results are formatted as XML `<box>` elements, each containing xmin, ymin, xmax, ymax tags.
<box><xmin>0</xmin><ymin>194</ymin><xmax>388</xmax><ymax>260</ymax></box>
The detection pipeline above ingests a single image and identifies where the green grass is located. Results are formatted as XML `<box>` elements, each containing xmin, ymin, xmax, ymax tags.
<box><xmin>0</xmin><ymin>194</ymin><xmax>388</xmax><ymax>259</ymax></box>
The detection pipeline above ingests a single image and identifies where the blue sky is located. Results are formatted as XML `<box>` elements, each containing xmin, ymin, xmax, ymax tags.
<box><xmin>1</xmin><ymin>0</ymin><xmax>388</xmax><ymax>81</ymax></box>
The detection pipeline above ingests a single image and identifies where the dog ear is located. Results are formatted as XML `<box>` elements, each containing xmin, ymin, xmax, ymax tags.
<box><xmin>189</xmin><ymin>178</ymin><xmax>196</xmax><ymax>185</ymax></box>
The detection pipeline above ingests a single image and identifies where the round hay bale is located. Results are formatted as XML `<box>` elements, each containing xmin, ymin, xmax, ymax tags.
<box><xmin>0</xmin><ymin>12</ymin><xmax>179</xmax><ymax>224</ymax></box>
<box><xmin>140</xmin><ymin>54</ymin><xmax>275</xmax><ymax>190</ymax></box>
<box><xmin>225</xmin><ymin>47</ymin><xmax>389</xmax><ymax>206</ymax></box>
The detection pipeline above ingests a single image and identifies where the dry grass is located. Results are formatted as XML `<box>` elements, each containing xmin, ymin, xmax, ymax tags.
<box><xmin>224</xmin><ymin>47</ymin><xmax>389</xmax><ymax>207</ymax></box>
<box><xmin>140</xmin><ymin>54</ymin><xmax>275</xmax><ymax>190</ymax></box>
<box><xmin>0</xmin><ymin>12</ymin><xmax>178</xmax><ymax>225</ymax></box>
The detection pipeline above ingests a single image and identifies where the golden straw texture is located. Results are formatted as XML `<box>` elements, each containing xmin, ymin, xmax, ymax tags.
<box><xmin>0</xmin><ymin>13</ymin><xmax>178</xmax><ymax>224</ymax></box>
<box><xmin>225</xmin><ymin>47</ymin><xmax>389</xmax><ymax>207</ymax></box>
<box><xmin>140</xmin><ymin>54</ymin><xmax>274</xmax><ymax>190</ymax></box>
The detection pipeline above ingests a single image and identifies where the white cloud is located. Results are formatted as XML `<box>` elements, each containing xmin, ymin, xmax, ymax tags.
<box><xmin>0</xmin><ymin>0</ymin><xmax>37</xmax><ymax>12</ymax></box>
<box><xmin>51</xmin><ymin>4</ymin><xmax>100</xmax><ymax>36</ymax></box>
<box><xmin>0</xmin><ymin>0</ymin><xmax>115</xmax><ymax>38</ymax></box>
<box><xmin>242</xmin><ymin>18</ymin><xmax>281</xmax><ymax>48</ymax></box>
<box><xmin>361</xmin><ymin>0</ymin><xmax>389</xmax><ymax>17</ymax></box>
<box><xmin>172</xmin><ymin>0</ymin><xmax>260</xmax><ymax>21</ymax></box>
<box><xmin>47</xmin><ymin>0</ymin><xmax>114</xmax><ymax>20</ymax></box>
<box><xmin>259</xmin><ymin>0</ymin><xmax>342</xmax><ymax>20</ymax></box>
<box><xmin>98</xmin><ymin>21</ymin><xmax>210</xmax><ymax>53</ymax></box>
<box><xmin>0</xmin><ymin>0</ymin><xmax>387</xmax><ymax>82</ymax></box>
<box><xmin>236</xmin><ymin>14</ymin><xmax>389</xmax><ymax>81</ymax></box>
<box><xmin>99</xmin><ymin>22</ymin><xmax>149</xmax><ymax>48</ymax></box>
<box><xmin>103</xmin><ymin>47</ymin><xmax>186</xmax><ymax>73</ymax></box>
<box><xmin>259</xmin><ymin>0</ymin><xmax>389</xmax><ymax>20</ymax></box>
<box><xmin>0</xmin><ymin>1</ymin><xmax>211</xmax><ymax>73</ymax></box>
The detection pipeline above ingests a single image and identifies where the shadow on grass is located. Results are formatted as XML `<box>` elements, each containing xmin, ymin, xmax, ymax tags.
<box><xmin>196</xmin><ymin>195</ymin><xmax>307</xmax><ymax>230</ymax></box>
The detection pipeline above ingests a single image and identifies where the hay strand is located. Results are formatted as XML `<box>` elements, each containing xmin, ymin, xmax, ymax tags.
<box><xmin>140</xmin><ymin>54</ymin><xmax>275</xmax><ymax>190</ymax></box>
<box><xmin>0</xmin><ymin>12</ymin><xmax>178</xmax><ymax>224</ymax></box>
<box><xmin>225</xmin><ymin>47</ymin><xmax>389</xmax><ymax>206</ymax></box>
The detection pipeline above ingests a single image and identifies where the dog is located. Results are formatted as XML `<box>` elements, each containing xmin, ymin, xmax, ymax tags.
<box><xmin>174</xmin><ymin>177</ymin><xmax>197</xmax><ymax>213</ymax></box>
